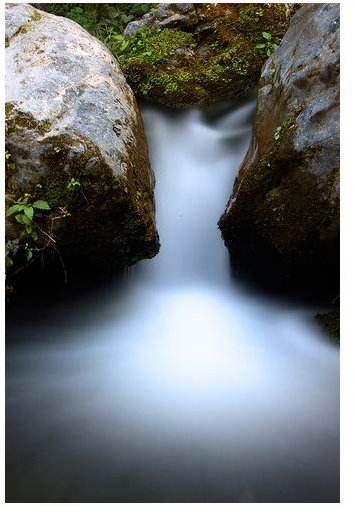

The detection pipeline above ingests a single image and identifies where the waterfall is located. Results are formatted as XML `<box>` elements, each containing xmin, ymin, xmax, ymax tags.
<box><xmin>6</xmin><ymin>97</ymin><xmax>339</xmax><ymax>502</ymax></box>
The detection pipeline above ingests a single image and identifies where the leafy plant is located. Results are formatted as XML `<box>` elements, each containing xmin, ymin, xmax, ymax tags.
<box><xmin>274</xmin><ymin>126</ymin><xmax>282</xmax><ymax>141</ymax></box>
<box><xmin>7</xmin><ymin>194</ymin><xmax>50</xmax><ymax>226</ymax></box>
<box><xmin>6</xmin><ymin>194</ymin><xmax>51</xmax><ymax>255</ymax></box>
<box><xmin>255</xmin><ymin>9</ymin><xmax>264</xmax><ymax>21</ymax></box>
<box><xmin>5</xmin><ymin>190</ymin><xmax>71</xmax><ymax>279</ymax></box>
<box><xmin>5</xmin><ymin>150</ymin><xmax>16</xmax><ymax>172</ymax></box>
<box><xmin>256</xmin><ymin>32</ymin><xmax>280</xmax><ymax>58</ymax></box>
<box><xmin>114</xmin><ymin>27</ymin><xmax>196</xmax><ymax>66</ymax></box>
<box><xmin>67</xmin><ymin>178</ymin><xmax>81</xmax><ymax>191</ymax></box>
<box><xmin>239</xmin><ymin>6</ymin><xmax>264</xmax><ymax>24</ymax></box>
<box><xmin>39</xmin><ymin>4</ymin><xmax>156</xmax><ymax>43</ymax></box>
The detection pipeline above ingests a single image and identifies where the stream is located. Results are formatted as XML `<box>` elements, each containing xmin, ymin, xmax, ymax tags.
<box><xmin>6</xmin><ymin>97</ymin><xmax>339</xmax><ymax>502</ymax></box>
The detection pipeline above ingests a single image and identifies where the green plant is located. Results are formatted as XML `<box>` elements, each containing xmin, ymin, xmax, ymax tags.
<box><xmin>6</xmin><ymin>194</ymin><xmax>51</xmax><ymax>245</ymax></box>
<box><xmin>67</xmin><ymin>178</ymin><xmax>81</xmax><ymax>191</ymax></box>
<box><xmin>5</xmin><ymin>190</ymin><xmax>71</xmax><ymax>279</ymax></box>
<box><xmin>5</xmin><ymin>150</ymin><xmax>16</xmax><ymax>172</ymax></box>
<box><xmin>39</xmin><ymin>4</ymin><xmax>156</xmax><ymax>43</ymax></box>
<box><xmin>274</xmin><ymin>126</ymin><xmax>282</xmax><ymax>141</ymax></box>
<box><xmin>239</xmin><ymin>6</ymin><xmax>264</xmax><ymax>24</ymax></box>
<box><xmin>256</xmin><ymin>32</ymin><xmax>280</xmax><ymax>58</ymax></box>
<box><xmin>115</xmin><ymin>27</ymin><xmax>196</xmax><ymax>66</ymax></box>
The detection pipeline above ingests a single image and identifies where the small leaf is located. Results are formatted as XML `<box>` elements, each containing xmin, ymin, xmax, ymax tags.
<box><xmin>27</xmin><ymin>250</ymin><xmax>33</xmax><ymax>262</ymax></box>
<box><xmin>15</xmin><ymin>213</ymin><xmax>31</xmax><ymax>225</ymax></box>
<box><xmin>256</xmin><ymin>43</ymin><xmax>265</xmax><ymax>49</ymax></box>
<box><xmin>26</xmin><ymin>225</ymin><xmax>32</xmax><ymax>235</ymax></box>
<box><xmin>6</xmin><ymin>204</ymin><xmax>24</xmax><ymax>216</ymax></box>
<box><xmin>33</xmin><ymin>200</ymin><xmax>50</xmax><ymax>210</ymax></box>
<box><xmin>24</xmin><ymin>206</ymin><xmax>34</xmax><ymax>220</ymax></box>
<box><xmin>121</xmin><ymin>13</ymin><xmax>133</xmax><ymax>24</ymax></box>
<box><xmin>262</xmin><ymin>31</ymin><xmax>272</xmax><ymax>40</ymax></box>
<box><xmin>31</xmin><ymin>231</ymin><xmax>38</xmax><ymax>241</ymax></box>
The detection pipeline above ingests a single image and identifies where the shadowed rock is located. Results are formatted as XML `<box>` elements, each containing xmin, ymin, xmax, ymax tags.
<box><xmin>219</xmin><ymin>3</ymin><xmax>339</xmax><ymax>296</ymax></box>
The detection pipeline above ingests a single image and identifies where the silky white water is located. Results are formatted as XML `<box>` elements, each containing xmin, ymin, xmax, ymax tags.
<box><xmin>6</xmin><ymin>98</ymin><xmax>339</xmax><ymax>502</ymax></box>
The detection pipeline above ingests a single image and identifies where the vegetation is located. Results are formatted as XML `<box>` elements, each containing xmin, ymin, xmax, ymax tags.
<box><xmin>5</xmin><ymin>184</ymin><xmax>71</xmax><ymax>280</ymax></box>
<box><xmin>110</xmin><ymin>3</ymin><xmax>290</xmax><ymax>106</ymax></box>
<box><xmin>37</xmin><ymin>3</ymin><xmax>157</xmax><ymax>42</ymax></box>
<box><xmin>255</xmin><ymin>31</ymin><xmax>281</xmax><ymax>58</ymax></box>
<box><xmin>35</xmin><ymin>3</ymin><xmax>291</xmax><ymax>107</ymax></box>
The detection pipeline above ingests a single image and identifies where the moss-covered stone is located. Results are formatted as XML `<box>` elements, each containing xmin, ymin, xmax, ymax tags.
<box><xmin>113</xmin><ymin>3</ymin><xmax>292</xmax><ymax>107</ymax></box>
<box><xmin>5</xmin><ymin>3</ymin><xmax>159</xmax><ymax>285</ymax></box>
<box><xmin>219</xmin><ymin>4</ymin><xmax>339</xmax><ymax>295</ymax></box>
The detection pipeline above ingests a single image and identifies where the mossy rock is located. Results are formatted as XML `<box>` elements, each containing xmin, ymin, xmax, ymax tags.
<box><xmin>219</xmin><ymin>4</ymin><xmax>340</xmax><ymax>296</ymax></box>
<box><xmin>110</xmin><ymin>3</ymin><xmax>293</xmax><ymax>107</ymax></box>
<box><xmin>5</xmin><ymin>3</ymin><xmax>159</xmax><ymax>283</ymax></box>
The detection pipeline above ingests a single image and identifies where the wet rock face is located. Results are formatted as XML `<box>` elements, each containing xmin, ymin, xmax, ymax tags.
<box><xmin>118</xmin><ymin>3</ymin><xmax>292</xmax><ymax>108</ymax></box>
<box><xmin>5</xmin><ymin>3</ymin><xmax>159</xmax><ymax>271</ymax></box>
<box><xmin>219</xmin><ymin>3</ymin><xmax>340</xmax><ymax>294</ymax></box>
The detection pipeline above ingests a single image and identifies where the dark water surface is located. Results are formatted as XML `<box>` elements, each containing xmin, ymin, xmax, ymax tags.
<box><xmin>6</xmin><ymin>98</ymin><xmax>339</xmax><ymax>502</ymax></box>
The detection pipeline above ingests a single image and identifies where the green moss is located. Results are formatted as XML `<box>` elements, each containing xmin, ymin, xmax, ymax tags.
<box><xmin>6</xmin><ymin>110</ymin><xmax>53</xmax><ymax>136</ymax></box>
<box><xmin>266</xmin><ymin>187</ymin><xmax>281</xmax><ymax>200</ymax></box>
<box><xmin>239</xmin><ymin>5</ymin><xmax>264</xmax><ymax>25</ymax></box>
<box><xmin>38</xmin><ymin>132</ymin><xmax>158</xmax><ymax>266</ymax></box>
<box><xmin>5</xmin><ymin>103</ymin><xmax>14</xmax><ymax>118</ymax></box>
<box><xmin>107</xmin><ymin>4</ymin><xmax>291</xmax><ymax>107</ymax></box>
<box><xmin>302</xmin><ymin>145</ymin><xmax>321</xmax><ymax>160</ymax></box>
<box><xmin>38</xmin><ymin>120</ymin><xmax>52</xmax><ymax>134</ymax></box>
<box><xmin>19</xmin><ymin>23</ymin><xmax>31</xmax><ymax>34</ymax></box>
<box><xmin>30</xmin><ymin>11</ymin><xmax>42</xmax><ymax>21</ymax></box>
<box><xmin>115</xmin><ymin>27</ymin><xmax>196</xmax><ymax>67</ymax></box>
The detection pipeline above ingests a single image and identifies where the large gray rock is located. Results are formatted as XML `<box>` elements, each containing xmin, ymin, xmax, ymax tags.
<box><xmin>5</xmin><ymin>3</ymin><xmax>159</xmax><ymax>273</ymax></box>
<box><xmin>219</xmin><ymin>3</ymin><xmax>340</xmax><ymax>294</ymax></box>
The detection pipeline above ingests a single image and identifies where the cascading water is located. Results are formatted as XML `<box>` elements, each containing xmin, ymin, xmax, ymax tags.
<box><xmin>6</xmin><ymin>96</ymin><xmax>339</xmax><ymax>502</ymax></box>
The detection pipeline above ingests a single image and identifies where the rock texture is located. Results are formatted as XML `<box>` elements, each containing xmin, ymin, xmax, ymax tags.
<box><xmin>219</xmin><ymin>3</ymin><xmax>340</xmax><ymax>294</ymax></box>
<box><xmin>117</xmin><ymin>3</ymin><xmax>292</xmax><ymax>107</ymax></box>
<box><xmin>5</xmin><ymin>3</ymin><xmax>159</xmax><ymax>273</ymax></box>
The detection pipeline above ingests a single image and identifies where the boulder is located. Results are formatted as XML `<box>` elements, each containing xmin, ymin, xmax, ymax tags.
<box><xmin>5</xmin><ymin>3</ymin><xmax>159</xmax><ymax>277</ymax></box>
<box><xmin>219</xmin><ymin>4</ymin><xmax>340</xmax><ymax>295</ymax></box>
<box><xmin>116</xmin><ymin>3</ymin><xmax>293</xmax><ymax>107</ymax></box>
